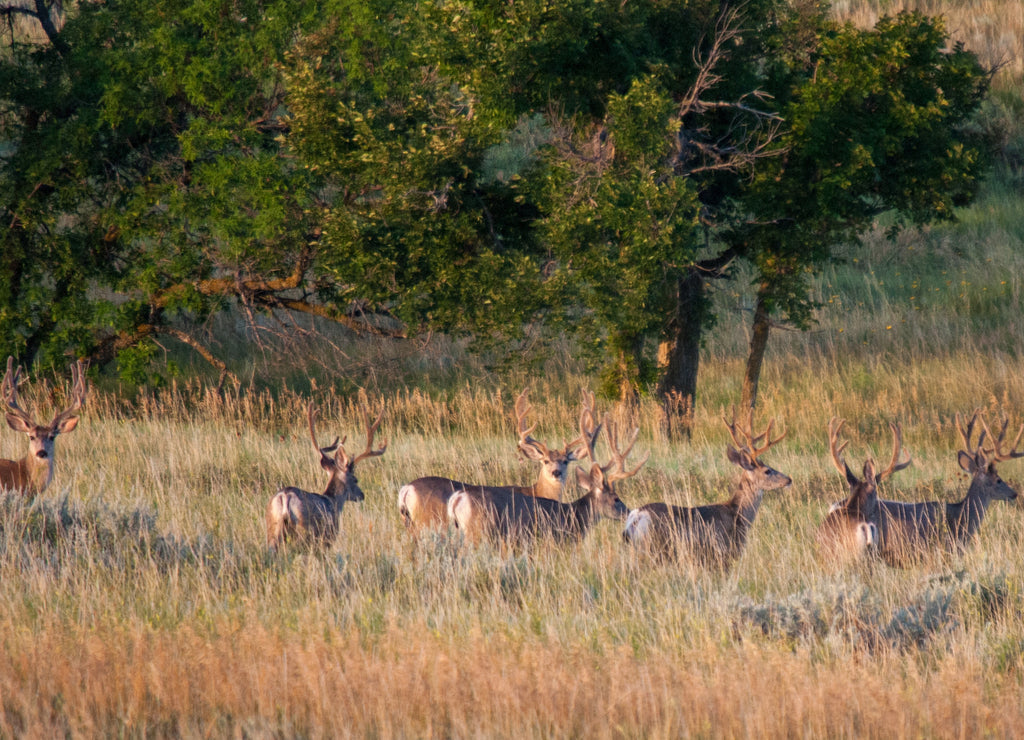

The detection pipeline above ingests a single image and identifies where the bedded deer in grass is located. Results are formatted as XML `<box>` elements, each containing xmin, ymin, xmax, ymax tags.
<box><xmin>445</xmin><ymin>404</ymin><xmax>647</xmax><ymax>546</ymax></box>
<box><xmin>266</xmin><ymin>401</ymin><xmax>387</xmax><ymax>551</ymax></box>
<box><xmin>397</xmin><ymin>387</ymin><xmax>589</xmax><ymax>529</ymax></box>
<box><xmin>621</xmin><ymin>408</ymin><xmax>790</xmax><ymax>569</ymax></box>
<box><xmin>867</xmin><ymin>410</ymin><xmax>1022</xmax><ymax>565</ymax></box>
<box><xmin>815</xmin><ymin>417</ymin><xmax>909</xmax><ymax>564</ymax></box>
<box><xmin>0</xmin><ymin>357</ymin><xmax>87</xmax><ymax>496</ymax></box>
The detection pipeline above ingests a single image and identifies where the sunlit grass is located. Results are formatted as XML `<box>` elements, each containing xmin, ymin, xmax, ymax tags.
<box><xmin>4</xmin><ymin>271</ymin><xmax>1024</xmax><ymax>736</ymax></box>
<box><xmin>5</xmin><ymin>119</ymin><xmax>1024</xmax><ymax>740</ymax></box>
<box><xmin>832</xmin><ymin>0</ymin><xmax>1024</xmax><ymax>81</ymax></box>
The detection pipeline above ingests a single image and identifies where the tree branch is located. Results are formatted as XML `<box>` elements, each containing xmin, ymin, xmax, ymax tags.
<box><xmin>159</xmin><ymin>327</ymin><xmax>239</xmax><ymax>389</ymax></box>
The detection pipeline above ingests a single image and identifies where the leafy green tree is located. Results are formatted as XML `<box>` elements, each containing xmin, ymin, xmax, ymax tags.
<box><xmin>731</xmin><ymin>12</ymin><xmax>991</xmax><ymax>407</ymax></box>
<box><xmin>422</xmin><ymin>0</ymin><xmax>788</xmax><ymax>403</ymax></box>
<box><xmin>0</xmin><ymin>0</ymin><xmax>360</xmax><ymax>380</ymax></box>
<box><xmin>1</xmin><ymin>0</ymin><xmax>562</xmax><ymax>379</ymax></box>
<box><xmin>521</xmin><ymin>4</ymin><xmax>989</xmax><ymax>416</ymax></box>
<box><xmin>282</xmin><ymin>3</ymin><xmax>547</xmax><ymax>340</ymax></box>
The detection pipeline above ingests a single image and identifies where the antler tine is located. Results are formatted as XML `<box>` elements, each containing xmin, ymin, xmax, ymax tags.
<box><xmin>877</xmin><ymin>421</ymin><xmax>912</xmax><ymax>482</ymax></box>
<box><xmin>514</xmin><ymin>386</ymin><xmax>550</xmax><ymax>457</ymax></box>
<box><xmin>307</xmin><ymin>402</ymin><xmax>340</xmax><ymax>457</ymax></box>
<box><xmin>352</xmin><ymin>403</ymin><xmax>388</xmax><ymax>465</ymax></box>
<box><xmin>722</xmin><ymin>405</ymin><xmax>748</xmax><ymax>450</ymax></box>
<box><xmin>751</xmin><ymin>417</ymin><xmax>787</xmax><ymax>458</ymax></box>
<box><xmin>51</xmin><ymin>359</ymin><xmax>88</xmax><ymax>427</ymax></box>
<box><xmin>604</xmin><ymin>419</ymin><xmax>650</xmax><ymax>482</ymax></box>
<box><xmin>979</xmin><ymin>415</ymin><xmax>1024</xmax><ymax>462</ymax></box>
<box><xmin>827</xmin><ymin>417</ymin><xmax>851</xmax><ymax>477</ymax></box>
<box><xmin>1</xmin><ymin>357</ymin><xmax>33</xmax><ymax>424</ymax></box>
<box><xmin>745</xmin><ymin>406</ymin><xmax>764</xmax><ymax>445</ymax></box>
<box><xmin>955</xmin><ymin>409</ymin><xmax>982</xmax><ymax>454</ymax></box>
<box><xmin>578</xmin><ymin>403</ymin><xmax>602</xmax><ymax>462</ymax></box>
<box><xmin>559</xmin><ymin>388</ymin><xmax>592</xmax><ymax>456</ymax></box>
<box><xmin>515</xmin><ymin>387</ymin><xmax>537</xmax><ymax>439</ymax></box>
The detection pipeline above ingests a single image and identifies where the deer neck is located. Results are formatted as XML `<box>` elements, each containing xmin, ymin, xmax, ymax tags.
<box><xmin>727</xmin><ymin>475</ymin><xmax>766</xmax><ymax>528</ymax></box>
<box><xmin>322</xmin><ymin>477</ymin><xmax>347</xmax><ymax>507</ymax></box>
<box><xmin>531</xmin><ymin>473</ymin><xmax>563</xmax><ymax>501</ymax></box>
<box><xmin>946</xmin><ymin>478</ymin><xmax>990</xmax><ymax>542</ymax></box>
<box><xmin>562</xmin><ymin>494</ymin><xmax>595</xmax><ymax>538</ymax></box>
<box><xmin>2</xmin><ymin>454</ymin><xmax>53</xmax><ymax>495</ymax></box>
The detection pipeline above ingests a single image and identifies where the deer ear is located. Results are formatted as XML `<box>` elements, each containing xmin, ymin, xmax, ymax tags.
<box><xmin>862</xmin><ymin>459</ymin><xmax>876</xmax><ymax>483</ymax></box>
<box><xmin>958</xmin><ymin>450</ymin><xmax>978</xmax><ymax>474</ymax></box>
<box><xmin>575</xmin><ymin>466</ymin><xmax>592</xmax><ymax>492</ymax></box>
<box><xmin>5</xmin><ymin>413</ymin><xmax>32</xmax><ymax>433</ymax></box>
<box><xmin>56</xmin><ymin>416</ymin><xmax>79</xmax><ymax>434</ymax></box>
<box><xmin>519</xmin><ymin>442</ymin><xmax>546</xmax><ymax>462</ymax></box>
<box><xmin>726</xmin><ymin>445</ymin><xmax>756</xmax><ymax>471</ymax></box>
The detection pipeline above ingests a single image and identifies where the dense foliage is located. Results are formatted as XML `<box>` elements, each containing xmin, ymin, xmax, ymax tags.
<box><xmin>0</xmin><ymin>0</ymin><xmax>991</xmax><ymax>404</ymax></box>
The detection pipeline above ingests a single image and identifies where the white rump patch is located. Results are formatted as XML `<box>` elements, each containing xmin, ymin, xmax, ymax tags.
<box><xmin>397</xmin><ymin>484</ymin><xmax>412</xmax><ymax>511</ymax></box>
<box><xmin>446</xmin><ymin>490</ymin><xmax>471</xmax><ymax>528</ymax></box>
<box><xmin>856</xmin><ymin>522</ymin><xmax>877</xmax><ymax>550</ymax></box>
<box><xmin>622</xmin><ymin>509</ymin><xmax>652</xmax><ymax>543</ymax></box>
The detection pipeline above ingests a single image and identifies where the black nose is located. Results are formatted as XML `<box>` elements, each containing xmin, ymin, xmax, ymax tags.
<box><xmin>36</xmin><ymin>450</ymin><xmax>48</xmax><ymax>459</ymax></box>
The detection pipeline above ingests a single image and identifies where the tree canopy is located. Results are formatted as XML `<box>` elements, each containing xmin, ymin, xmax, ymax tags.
<box><xmin>0</xmin><ymin>0</ymin><xmax>991</xmax><ymax>408</ymax></box>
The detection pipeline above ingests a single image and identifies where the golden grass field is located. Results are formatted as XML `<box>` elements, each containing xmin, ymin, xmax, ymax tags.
<box><xmin>2</xmin><ymin>183</ymin><xmax>1024</xmax><ymax>737</ymax></box>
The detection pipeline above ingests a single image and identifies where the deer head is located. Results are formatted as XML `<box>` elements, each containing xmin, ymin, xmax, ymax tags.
<box><xmin>515</xmin><ymin>387</ymin><xmax>587</xmax><ymax>489</ymax></box>
<box><xmin>575</xmin><ymin>401</ymin><xmax>647</xmax><ymax>521</ymax></box>
<box><xmin>2</xmin><ymin>357</ymin><xmax>87</xmax><ymax>467</ymax></box>
<box><xmin>308</xmin><ymin>401</ymin><xmax>387</xmax><ymax>502</ymax></box>
<box><xmin>956</xmin><ymin>409</ymin><xmax>1023</xmax><ymax>503</ymax></box>
<box><xmin>827</xmin><ymin>416</ymin><xmax>910</xmax><ymax>518</ymax></box>
<box><xmin>722</xmin><ymin>406</ymin><xmax>791</xmax><ymax>493</ymax></box>
<box><xmin>817</xmin><ymin>417</ymin><xmax>908</xmax><ymax>561</ymax></box>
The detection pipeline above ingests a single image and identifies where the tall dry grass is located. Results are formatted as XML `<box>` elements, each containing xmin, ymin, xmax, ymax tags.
<box><xmin>832</xmin><ymin>0</ymin><xmax>1024</xmax><ymax>80</ymax></box>
<box><xmin>3</xmin><ymin>151</ymin><xmax>1024</xmax><ymax>739</ymax></box>
<box><xmin>3</xmin><ymin>271</ymin><xmax>1024</xmax><ymax>736</ymax></box>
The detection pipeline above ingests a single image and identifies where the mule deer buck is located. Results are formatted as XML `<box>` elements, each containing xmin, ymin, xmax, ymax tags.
<box><xmin>397</xmin><ymin>387</ymin><xmax>588</xmax><ymax>529</ymax></box>
<box><xmin>0</xmin><ymin>357</ymin><xmax>87</xmax><ymax>496</ymax></box>
<box><xmin>867</xmin><ymin>410</ymin><xmax>1022</xmax><ymax>565</ymax></box>
<box><xmin>446</xmin><ymin>403</ymin><xmax>647</xmax><ymax>546</ymax></box>
<box><xmin>621</xmin><ymin>407</ymin><xmax>790</xmax><ymax>569</ymax></box>
<box><xmin>816</xmin><ymin>417</ymin><xmax>909</xmax><ymax>564</ymax></box>
<box><xmin>266</xmin><ymin>401</ymin><xmax>387</xmax><ymax>551</ymax></box>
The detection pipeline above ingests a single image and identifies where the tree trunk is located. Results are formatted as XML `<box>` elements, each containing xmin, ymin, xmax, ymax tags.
<box><xmin>741</xmin><ymin>290</ymin><xmax>771</xmax><ymax>411</ymax></box>
<box><xmin>611</xmin><ymin>332</ymin><xmax>644</xmax><ymax>406</ymax></box>
<box><xmin>656</xmin><ymin>266</ymin><xmax>706</xmax><ymax>438</ymax></box>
